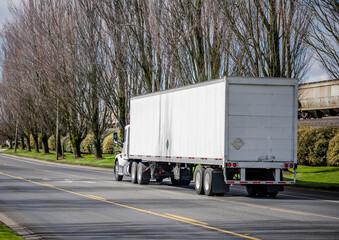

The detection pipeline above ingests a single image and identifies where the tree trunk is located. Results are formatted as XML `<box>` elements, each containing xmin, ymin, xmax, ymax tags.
<box><xmin>41</xmin><ymin>133</ymin><xmax>50</xmax><ymax>154</ymax></box>
<box><xmin>93</xmin><ymin>136</ymin><xmax>102</xmax><ymax>160</ymax></box>
<box><xmin>57</xmin><ymin>133</ymin><xmax>62</xmax><ymax>156</ymax></box>
<box><xmin>20</xmin><ymin>136</ymin><xmax>25</xmax><ymax>150</ymax></box>
<box><xmin>8</xmin><ymin>137</ymin><xmax>13</xmax><ymax>149</ymax></box>
<box><xmin>32</xmin><ymin>134</ymin><xmax>39</xmax><ymax>153</ymax></box>
<box><xmin>25</xmin><ymin>135</ymin><xmax>31</xmax><ymax>152</ymax></box>
<box><xmin>71</xmin><ymin>136</ymin><xmax>82</xmax><ymax>159</ymax></box>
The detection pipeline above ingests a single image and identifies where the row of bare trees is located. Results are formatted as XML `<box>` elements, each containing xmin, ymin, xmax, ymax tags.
<box><xmin>0</xmin><ymin>0</ymin><xmax>337</xmax><ymax>159</ymax></box>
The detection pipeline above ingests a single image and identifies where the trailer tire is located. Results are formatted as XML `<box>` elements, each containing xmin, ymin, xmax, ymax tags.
<box><xmin>114</xmin><ymin>161</ymin><xmax>123</xmax><ymax>181</ymax></box>
<box><xmin>137</xmin><ymin>162</ymin><xmax>150</xmax><ymax>185</ymax></box>
<box><xmin>180</xmin><ymin>180</ymin><xmax>191</xmax><ymax>185</ymax></box>
<box><xmin>195</xmin><ymin>167</ymin><xmax>205</xmax><ymax>195</ymax></box>
<box><xmin>257</xmin><ymin>185</ymin><xmax>268</xmax><ymax>197</ymax></box>
<box><xmin>246</xmin><ymin>185</ymin><xmax>257</xmax><ymax>197</ymax></box>
<box><xmin>203</xmin><ymin>168</ymin><xmax>214</xmax><ymax>196</ymax></box>
<box><xmin>268</xmin><ymin>192</ymin><xmax>278</xmax><ymax>197</ymax></box>
<box><xmin>131</xmin><ymin>161</ymin><xmax>138</xmax><ymax>184</ymax></box>
<box><xmin>171</xmin><ymin>177</ymin><xmax>180</xmax><ymax>185</ymax></box>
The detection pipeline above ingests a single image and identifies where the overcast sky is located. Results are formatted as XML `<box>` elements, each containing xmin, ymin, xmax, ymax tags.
<box><xmin>0</xmin><ymin>0</ymin><xmax>330</xmax><ymax>83</ymax></box>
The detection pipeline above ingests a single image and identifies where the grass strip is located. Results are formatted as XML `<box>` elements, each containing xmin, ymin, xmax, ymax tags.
<box><xmin>1</xmin><ymin>149</ymin><xmax>115</xmax><ymax>168</ymax></box>
<box><xmin>285</xmin><ymin>165</ymin><xmax>339</xmax><ymax>191</ymax></box>
<box><xmin>0</xmin><ymin>222</ymin><xmax>22</xmax><ymax>240</ymax></box>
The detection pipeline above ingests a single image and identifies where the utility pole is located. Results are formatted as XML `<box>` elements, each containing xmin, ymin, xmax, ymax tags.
<box><xmin>55</xmin><ymin>98</ymin><xmax>59</xmax><ymax>160</ymax></box>
<box><xmin>14</xmin><ymin>120</ymin><xmax>18</xmax><ymax>153</ymax></box>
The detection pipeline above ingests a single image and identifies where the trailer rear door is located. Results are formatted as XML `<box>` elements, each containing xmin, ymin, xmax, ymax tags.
<box><xmin>226</xmin><ymin>78</ymin><xmax>298</xmax><ymax>164</ymax></box>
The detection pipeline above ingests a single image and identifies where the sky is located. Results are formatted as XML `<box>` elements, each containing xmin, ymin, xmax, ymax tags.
<box><xmin>0</xmin><ymin>0</ymin><xmax>331</xmax><ymax>83</ymax></box>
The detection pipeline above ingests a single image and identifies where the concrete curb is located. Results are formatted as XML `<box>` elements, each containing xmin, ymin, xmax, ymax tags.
<box><xmin>0</xmin><ymin>212</ymin><xmax>40</xmax><ymax>240</ymax></box>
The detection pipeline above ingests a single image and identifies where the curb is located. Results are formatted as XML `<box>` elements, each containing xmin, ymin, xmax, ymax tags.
<box><xmin>0</xmin><ymin>212</ymin><xmax>40</xmax><ymax>240</ymax></box>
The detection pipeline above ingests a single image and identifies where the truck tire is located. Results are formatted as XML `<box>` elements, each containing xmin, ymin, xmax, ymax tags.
<box><xmin>131</xmin><ymin>161</ymin><xmax>138</xmax><ymax>184</ymax></box>
<box><xmin>137</xmin><ymin>162</ymin><xmax>150</xmax><ymax>185</ymax></box>
<box><xmin>246</xmin><ymin>185</ymin><xmax>257</xmax><ymax>197</ymax></box>
<box><xmin>203</xmin><ymin>168</ymin><xmax>214</xmax><ymax>196</ymax></box>
<box><xmin>171</xmin><ymin>177</ymin><xmax>180</xmax><ymax>185</ymax></box>
<box><xmin>195</xmin><ymin>167</ymin><xmax>205</xmax><ymax>195</ymax></box>
<box><xmin>114</xmin><ymin>161</ymin><xmax>123</xmax><ymax>181</ymax></box>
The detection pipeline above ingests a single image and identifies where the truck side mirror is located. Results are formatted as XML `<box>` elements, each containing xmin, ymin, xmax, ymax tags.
<box><xmin>113</xmin><ymin>132</ymin><xmax>118</xmax><ymax>144</ymax></box>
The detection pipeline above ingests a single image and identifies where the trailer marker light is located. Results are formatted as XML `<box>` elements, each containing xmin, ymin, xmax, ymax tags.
<box><xmin>290</xmin><ymin>164</ymin><xmax>293</xmax><ymax>168</ymax></box>
<box><xmin>284</xmin><ymin>163</ymin><xmax>288</xmax><ymax>168</ymax></box>
<box><xmin>227</xmin><ymin>163</ymin><xmax>231</xmax><ymax>167</ymax></box>
<box><xmin>233</xmin><ymin>163</ymin><xmax>237</xmax><ymax>167</ymax></box>
<box><xmin>159</xmin><ymin>170</ymin><xmax>162</xmax><ymax>174</ymax></box>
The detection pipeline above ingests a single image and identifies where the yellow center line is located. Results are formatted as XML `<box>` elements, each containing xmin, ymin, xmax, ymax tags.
<box><xmin>164</xmin><ymin>213</ymin><xmax>209</xmax><ymax>225</ymax></box>
<box><xmin>0</xmin><ymin>171</ymin><xmax>260</xmax><ymax>240</ymax></box>
<box><xmin>1</xmin><ymin>162</ymin><xmax>338</xmax><ymax>221</ymax></box>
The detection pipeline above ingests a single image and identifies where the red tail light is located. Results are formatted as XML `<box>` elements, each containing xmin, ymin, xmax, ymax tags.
<box><xmin>284</xmin><ymin>163</ymin><xmax>288</xmax><ymax>168</ymax></box>
<box><xmin>227</xmin><ymin>163</ymin><xmax>231</xmax><ymax>167</ymax></box>
<box><xmin>290</xmin><ymin>164</ymin><xmax>293</xmax><ymax>168</ymax></box>
<box><xmin>233</xmin><ymin>163</ymin><xmax>237</xmax><ymax>167</ymax></box>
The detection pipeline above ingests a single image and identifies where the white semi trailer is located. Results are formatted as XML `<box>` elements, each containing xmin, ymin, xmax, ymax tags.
<box><xmin>114</xmin><ymin>77</ymin><xmax>298</xmax><ymax>197</ymax></box>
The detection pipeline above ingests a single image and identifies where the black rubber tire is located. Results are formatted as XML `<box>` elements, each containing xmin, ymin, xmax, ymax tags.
<box><xmin>246</xmin><ymin>185</ymin><xmax>257</xmax><ymax>197</ymax></box>
<box><xmin>114</xmin><ymin>161</ymin><xmax>123</xmax><ymax>181</ymax></box>
<box><xmin>203</xmin><ymin>168</ymin><xmax>214</xmax><ymax>196</ymax></box>
<box><xmin>195</xmin><ymin>167</ymin><xmax>205</xmax><ymax>195</ymax></box>
<box><xmin>171</xmin><ymin>177</ymin><xmax>180</xmax><ymax>185</ymax></box>
<box><xmin>268</xmin><ymin>192</ymin><xmax>278</xmax><ymax>197</ymax></box>
<box><xmin>156</xmin><ymin>178</ymin><xmax>163</xmax><ymax>183</ymax></box>
<box><xmin>180</xmin><ymin>180</ymin><xmax>191</xmax><ymax>185</ymax></box>
<box><xmin>257</xmin><ymin>185</ymin><xmax>268</xmax><ymax>197</ymax></box>
<box><xmin>137</xmin><ymin>162</ymin><xmax>150</xmax><ymax>185</ymax></box>
<box><xmin>130</xmin><ymin>161</ymin><xmax>138</xmax><ymax>184</ymax></box>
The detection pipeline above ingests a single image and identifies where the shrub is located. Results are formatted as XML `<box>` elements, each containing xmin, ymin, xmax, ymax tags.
<box><xmin>30</xmin><ymin>135</ymin><xmax>35</xmax><ymax>149</ymax></box>
<box><xmin>1</xmin><ymin>143</ymin><xmax>9</xmax><ymax>148</ymax></box>
<box><xmin>61</xmin><ymin>136</ymin><xmax>72</xmax><ymax>153</ymax></box>
<box><xmin>297</xmin><ymin>126</ymin><xmax>315</xmax><ymax>165</ymax></box>
<box><xmin>81</xmin><ymin>134</ymin><xmax>94</xmax><ymax>154</ymax></box>
<box><xmin>309</xmin><ymin>139</ymin><xmax>329</xmax><ymax>166</ymax></box>
<box><xmin>48</xmin><ymin>135</ymin><xmax>56</xmax><ymax>151</ymax></box>
<box><xmin>102</xmin><ymin>133</ymin><xmax>114</xmax><ymax>154</ymax></box>
<box><xmin>327</xmin><ymin>133</ymin><xmax>339</xmax><ymax>166</ymax></box>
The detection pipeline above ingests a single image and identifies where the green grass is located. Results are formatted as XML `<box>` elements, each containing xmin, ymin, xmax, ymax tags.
<box><xmin>1</xmin><ymin>149</ymin><xmax>115</xmax><ymax>168</ymax></box>
<box><xmin>0</xmin><ymin>223</ymin><xmax>22</xmax><ymax>240</ymax></box>
<box><xmin>285</xmin><ymin>165</ymin><xmax>339</xmax><ymax>191</ymax></box>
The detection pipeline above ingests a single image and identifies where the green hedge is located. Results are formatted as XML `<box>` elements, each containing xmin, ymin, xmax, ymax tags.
<box><xmin>327</xmin><ymin>134</ymin><xmax>339</xmax><ymax>166</ymax></box>
<box><xmin>297</xmin><ymin>126</ymin><xmax>339</xmax><ymax>166</ymax></box>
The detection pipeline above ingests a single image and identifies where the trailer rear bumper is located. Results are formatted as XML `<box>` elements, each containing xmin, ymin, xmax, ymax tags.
<box><xmin>225</xmin><ymin>180</ymin><xmax>295</xmax><ymax>185</ymax></box>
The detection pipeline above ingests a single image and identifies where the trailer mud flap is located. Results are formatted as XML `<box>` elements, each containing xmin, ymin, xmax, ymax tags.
<box><xmin>212</xmin><ymin>170</ymin><xmax>230</xmax><ymax>193</ymax></box>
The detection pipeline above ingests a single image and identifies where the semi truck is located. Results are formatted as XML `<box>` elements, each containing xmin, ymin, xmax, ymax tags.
<box><xmin>113</xmin><ymin>77</ymin><xmax>298</xmax><ymax>197</ymax></box>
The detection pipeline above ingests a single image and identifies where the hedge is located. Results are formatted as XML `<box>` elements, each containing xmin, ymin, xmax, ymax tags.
<box><xmin>102</xmin><ymin>132</ymin><xmax>120</xmax><ymax>154</ymax></box>
<box><xmin>327</xmin><ymin>133</ymin><xmax>339</xmax><ymax>166</ymax></box>
<box><xmin>297</xmin><ymin>126</ymin><xmax>339</xmax><ymax>166</ymax></box>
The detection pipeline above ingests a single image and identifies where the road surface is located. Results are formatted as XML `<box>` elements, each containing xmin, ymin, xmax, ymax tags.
<box><xmin>0</xmin><ymin>154</ymin><xmax>338</xmax><ymax>240</ymax></box>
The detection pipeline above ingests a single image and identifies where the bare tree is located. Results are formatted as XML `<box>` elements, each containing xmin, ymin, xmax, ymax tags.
<box><xmin>307</xmin><ymin>0</ymin><xmax>339</xmax><ymax>80</ymax></box>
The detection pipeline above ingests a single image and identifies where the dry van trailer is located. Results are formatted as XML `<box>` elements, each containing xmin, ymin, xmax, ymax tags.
<box><xmin>114</xmin><ymin>77</ymin><xmax>298</xmax><ymax>197</ymax></box>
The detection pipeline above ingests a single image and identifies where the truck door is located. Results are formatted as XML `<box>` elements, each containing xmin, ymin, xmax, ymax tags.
<box><xmin>123</xmin><ymin>126</ymin><xmax>130</xmax><ymax>159</ymax></box>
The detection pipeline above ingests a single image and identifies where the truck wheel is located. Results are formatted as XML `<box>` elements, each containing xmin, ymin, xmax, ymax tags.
<box><xmin>195</xmin><ymin>167</ymin><xmax>205</xmax><ymax>195</ymax></box>
<box><xmin>257</xmin><ymin>185</ymin><xmax>268</xmax><ymax>197</ymax></box>
<box><xmin>137</xmin><ymin>162</ymin><xmax>150</xmax><ymax>185</ymax></box>
<box><xmin>180</xmin><ymin>180</ymin><xmax>191</xmax><ymax>186</ymax></box>
<box><xmin>131</xmin><ymin>161</ymin><xmax>138</xmax><ymax>184</ymax></box>
<box><xmin>171</xmin><ymin>177</ymin><xmax>180</xmax><ymax>185</ymax></box>
<box><xmin>268</xmin><ymin>192</ymin><xmax>278</xmax><ymax>197</ymax></box>
<box><xmin>203</xmin><ymin>168</ymin><xmax>214</xmax><ymax>196</ymax></box>
<box><xmin>246</xmin><ymin>185</ymin><xmax>257</xmax><ymax>197</ymax></box>
<box><xmin>114</xmin><ymin>161</ymin><xmax>123</xmax><ymax>181</ymax></box>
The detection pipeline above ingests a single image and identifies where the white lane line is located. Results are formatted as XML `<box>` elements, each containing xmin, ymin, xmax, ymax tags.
<box><xmin>279</xmin><ymin>193</ymin><xmax>339</xmax><ymax>204</ymax></box>
<box><xmin>0</xmin><ymin>154</ymin><xmax>113</xmax><ymax>175</ymax></box>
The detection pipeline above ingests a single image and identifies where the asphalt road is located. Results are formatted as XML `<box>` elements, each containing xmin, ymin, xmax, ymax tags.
<box><xmin>0</xmin><ymin>154</ymin><xmax>338</xmax><ymax>240</ymax></box>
